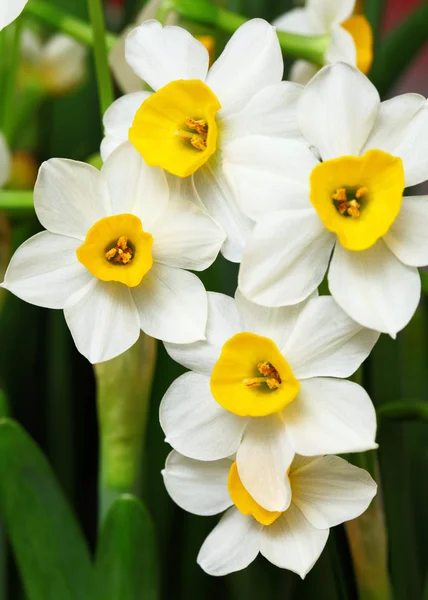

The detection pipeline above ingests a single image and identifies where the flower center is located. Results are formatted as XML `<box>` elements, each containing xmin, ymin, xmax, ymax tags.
<box><xmin>129</xmin><ymin>79</ymin><xmax>221</xmax><ymax>178</ymax></box>
<box><xmin>76</xmin><ymin>214</ymin><xmax>153</xmax><ymax>288</ymax></box>
<box><xmin>310</xmin><ymin>149</ymin><xmax>405</xmax><ymax>252</ymax></box>
<box><xmin>228</xmin><ymin>461</ymin><xmax>282</xmax><ymax>526</ymax></box>
<box><xmin>210</xmin><ymin>332</ymin><xmax>300</xmax><ymax>417</ymax></box>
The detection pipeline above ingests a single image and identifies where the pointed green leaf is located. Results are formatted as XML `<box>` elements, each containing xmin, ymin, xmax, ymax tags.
<box><xmin>0</xmin><ymin>419</ymin><xmax>93</xmax><ymax>600</ymax></box>
<box><xmin>95</xmin><ymin>495</ymin><xmax>159</xmax><ymax>600</ymax></box>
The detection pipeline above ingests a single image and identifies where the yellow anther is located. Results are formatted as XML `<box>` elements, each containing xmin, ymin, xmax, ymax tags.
<box><xmin>243</xmin><ymin>377</ymin><xmax>263</xmax><ymax>387</ymax></box>
<box><xmin>347</xmin><ymin>199</ymin><xmax>361</xmax><ymax>218</ymax></box>
<box><xmin>106</xmin><ymin>237</ymin><xmax>134</xmax><ymax>264</ymax></box>
<box><xmin>356</xmin><ymin>186</ymin><xmax>368</xmax><ymax>198</ymax></box>
<box><xmin>105</xmin><ymin>247</ymin><xmax>117</xmax><ymax>260</ymax></box>
<box><xmin>333</xmin><ymin>188</ymin><xmax>348</xmax><ymax>202</ymax></box>
<box><xmin>185</xmin><ymin>117</ymin><xmax>208</xmax><ymax>135</ymax></box>
<box><xmin>117</xmin><ymin>236</ymin><xmax>128</xmax><ymax>250</ymax></box>
<box><xmin>190</xmin><ymin>135</ymin><xmax>207</xmax><ymax>150</ymax></box>
<box><xmin>257</xmin><ymin>362</ymin><xmax>277</xmax><ymax>377</ymax></box>
<box><xmin>266</xmin><ymin>378</ymin><xmax>281</xmax><ymax>390</ymax></box>
<box><xmin>243</xmin><ymin>362</ymin><xmax>282</xmax><ymax>390</ymax></box>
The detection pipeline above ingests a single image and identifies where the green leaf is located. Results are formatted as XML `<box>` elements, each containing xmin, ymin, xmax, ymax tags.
<box><xmin>378</xmin><ymin>401</ymin><xmax>428</xmax><ymax>425</ymax></box>
<box><xmin>0</xmin><ymin>418</ymin><xmax>93</xmax><ymax>600</ymax></box>
<box><xmin>95</xmin><ymin>495</ymin><xmax>159</xmax><ymax>600</ymax></box>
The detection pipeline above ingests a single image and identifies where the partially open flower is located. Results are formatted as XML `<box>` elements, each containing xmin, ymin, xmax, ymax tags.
<box><xmin>274</xmin><ymin>0</ymin><xmax>373</xmax><ymax>84</ymax></box>
<box><xmin>160</xmin><ymin>291</ymin><xmax>378</xmax><ymax>512</ymax></box>
<box><xmin>163</xmin><ymin>450</ymin><xmax>377</xmax><ymax>577</ymax></box>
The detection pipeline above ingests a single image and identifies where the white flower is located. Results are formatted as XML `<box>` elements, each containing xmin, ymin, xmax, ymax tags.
<box><xmin>21</xmin><ymin>29</ymin><xmax>87</xmax><ymax>96</ymax></box>
<box><xmin>0</xmin><ymin>0</ymin><xmax>28</xmax><ymax>31</ymax></box>
<box><xmin>0</xmin><ymin>133</ymin><xmax>11</xmax><ymax>188</ymax></box>
<box><xmin>2</xmin><ymin>143</ymin><xmax>225</xmax><ymax>363</ymax></box>
<box><xmin>231</xmin><ymin>63</ymin><xmax>428</xmax><ymax>337</ymax></box>
<box><xmin>160</xmin><ymin>290</ymin><xmax>378</xmax><ymax>512</ymax></box>
<box><xmin>101</xmin><ymin>18</ymin><xmax>304</xmax><ymax>262</ymax></box>
<box><xmin>274</xmin><ymin>0</ymin><xmax>373</xmax><ymax>85</ymax></box>
<box><xmin>163</xmin><ymin>450</ymin><xmax>377</xmax><ymax>577</ymax></box>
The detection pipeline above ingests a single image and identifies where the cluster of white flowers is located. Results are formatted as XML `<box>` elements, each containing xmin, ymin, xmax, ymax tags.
<box><xmin>3</xmin><ymin>0</ymin><xmax>428</xmax><ymax>580</ymax></box>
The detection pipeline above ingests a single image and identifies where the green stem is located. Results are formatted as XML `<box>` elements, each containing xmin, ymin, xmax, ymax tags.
<box><xmin>174</xmin><ymin>2</ymin><xmax>329</xmax><ymax>64</ymax></box>
<box><xmin>24</xmin><ymin>1</ymin><xmax>117</xmax><ymax>51</ymax></box>
<box><xmin>2</xmin><ymin>19</ymin><xmax>23</xmax><ymax>142</ymax></box>
<box><xmin>0</xmin><ymin>191</ymin><xmax>34</xmax><ymax>216</ymax></box>
<box><xmin>87</xmin><ymin>0</ymin><xmax>115</xmax><ymax>118</ymax></box>
<box><xmin>377</xmin><ymin>401</ymin><xmax>428</xmax><ymax>425</ymax></box>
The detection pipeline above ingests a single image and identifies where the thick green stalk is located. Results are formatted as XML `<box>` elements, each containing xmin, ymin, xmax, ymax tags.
<box><xmin>25</xmin><ymin>1</ymin><xmax>117</xmax><ymax>51</ymax></box>
<box><xmin>2</xmin><ymin>20</ymin><xmax>23</xmax><ymax>142</ymax></box>
<box><xmin>87</xmin><ymin>0</ymin><xmax>115</xmax><ymax>118</ymax></box>
<box><xmin>0</xmin><ymin>191</ymin><xmax>34</xmax><ymax>216</ymax></box>
<box><xmin>94</xmin><ymin>334</ymin><xmax>157</xmax><ymax>525</ymax></box>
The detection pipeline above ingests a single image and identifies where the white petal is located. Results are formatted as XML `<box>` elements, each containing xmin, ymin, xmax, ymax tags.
<box><xmin>132</xmin><ymin>264</ymin><xmax>207</xmax><ymax>343</ymax></box>
<box><xmin>290</xmin><ymin>60</ymin><xmax>319</xmax><ymax>85</ymax></box>
<box><xmin>308</xmin><ymin>0</ymin><xmax>355</xmax><ymax>27</ymax></box>
<box><xmin>101</xmin><ymin>92</ymin><xmax>151</xmax><ymax>161</ymax></box>
<box><xmin>162</xmin><ymin>451</ymin><xmax>232</xmax><ymax>516</ymax></box>
<box><xmin>198</xmin><ymin>507</ymin><xmax>262</xmax><ymax>576</ymax></box>
<box><xmin>273</xmin><ymin>8</ymin><xmax>315</xmax><ymax>35</ymax></box>
<box><xmin>34</xmin><ymin>158</ymin><xmax>111</xmax><ymax>240</ymax></box>
<box><xmin>283</xmin><ymin>295</ymin><xmax>379</xmax><ymax>380</ymax></box>
<box><xmin>64</xmin><ymin>280</ymin><xmax>140</xmax><ymax>364</ymax></box>
<box><xmin>164</xmin><ymin>292</ymin><xmax>243</xmax><ymax>375</ymax></box>
<box><xmin>298</xmin><ymin>62</ymin><xmax>380</xmax><ymax>160</ymax></box>
<box><xmin>236</xmin><ymin>416</ymin><xmax>294</xmax><ymax>512</ymax></box>
<box><xmin>193</xmin><ymin>162</ymin><xmax>254</xmax><ymax>263</ymax></box>
<box><xmin>3</xmin><ymin>231</ymin><xmax>92</xmax><ymax>309</ymax></box>
<box><xmin>291</xmin><ymin>455</ymin><xmax>377</xmax><ymax>529</ymax></box>
<box><xmin>223</xmin><ymin>137</ymin><xmax>318</xmax><ymax>221</ymax></box>
<box><xmin>326</xmin><ymin>24</ymin><xmax>356</xmax><ymax>65</ymax></box>
<box><xmin>284</xmin><ymin>378</ymin><xmax>377</xmax><ymax>456</ymax></box>
<box><xmin>160</xmin><ymin>371</ymin><xmax>249</xmax><ymax>460</ymax></box>
<box><xmin>0</xmin><ymin>0</ymin><xmax>28</xmax><ymax>31</ymax></box>
<box><xmin>235</xmin><ymin>289</ymin><xmax>317</xmax><ymax>353</ymax></box>
<box><xmin>101</xmin><ymin>142</ymin><xmax>169</xmax><ymax>229</ymax></box>
<box><xmin>363</xmin><ymin>94</ymin><xmax>428</xmax><ymax>187</ymax></box>
<box><xmin>260</xmin><ymin>502</ymin><xmax>329</xmax><ymax>578</ymax></box>
<box><xmin>221</xmin><ymin>82</ymin><xmax>304</xmax><ymax>141</ymax></box>
<box><xmin>125</xmin><ymin>20</ymin><xmax>209</xmax><ymax>91</ymax></box>
<box><xmin>0</xmin><ymin>133</ymin><xmax>11</xmax><ymax>188</ymax></box>
<box><xmin>384</xmin><ymin>196</ymin><xmax>428</xmax><ymax>267</ymax></box>
<box><xmin>206</xmin><ymin>19</ymin><xmax>283</xmax><ymax>115</ymax></box>
<box><xmin>239</xmin><ymin>209</ymin><xmax>334</xmax><ymax>306</ymax></box>
<box><xmin>329</xmin><ymin>239</ymin><xmax>421</xmax><ymax>337</ymax></box>
<box><xmin>151</xmin><ymin>195</ymin><xmax>225</xmax><ymax>271</ymax></box>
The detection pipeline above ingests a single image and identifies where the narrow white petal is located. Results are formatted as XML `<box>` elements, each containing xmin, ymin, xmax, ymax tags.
<box><xmin>326</xmin><ymin>24</ymin><xmax>356</xmax><ymax>65</ymax></box>
<box><xmin>298</xmin><ymin>63</ymin><xmax>380</xmax><ymax>160</ymax></box>
<box><xmin>151</xmin><ymin>195</ymin><xmax>225</xmax><ymax>271</ymax></box>
<box><xmin>223</xmin><ymin>137</ymin><xmax>318</xmax><ymax>221</ymax></box>
<box><xmin>329</xmin><ymin>240</ymin><xmax>421</xmax><ymax>337</ymax></box>
<box><xmin>125</xmin><ymin>20</ymin><xmax>209</xmax><ymax>91</ymax></box>
<box><xmin>34</xmin><ymin>158</ymin><xmax>111</xmax><ymax>239</ymax></box>
<box><xmin>206</xmin><ymin>19</ymin><xmax>283</xmax><ymax>115</ymax></box>
<box><xmin>162</xmin><ymin>450</ymin><xmax>232</xmax><ymax>516</ymax></box>
<box><xmin>235</xmin><ymin>289</ymin><xmax>317</xmax><ymax>355</ymax></box>
<box><xmin>160</xmin><ymin>372</ymin><xmax>248</xmax><ymax>460</ymax></box>
<box><xmin>363</xmin><ymin>94</ymin><xmax>428</xmax><ymax>187</ymax></box>
<box><xmin>193</xmin><ymin>162</ymin><xmax>254</xmax><ymax>263</ymax></box>
<box><xmin>237</xmin><ymin>416</ymin><xmax>294</xmax><ymax>512</ymax></box>
<box><xmin>3</xmin><ymin>231</ymin><xmax>92</xmax><ymax>309</ymax></box>
<box><xmin>197</xmin><ymin>507</ymin><xmax>262</xmax><ymax>576</ymax></box>
<box><xmin>291</xmin><ymin>455</ymin><xmax>377</xmax><ymax>529</ymax></box>
<box><xmin>284</xmin><ymin>378</ymin><xmax>377</xmax><ymax>455</ymax></box>
<box><xmin>221</xmin><ymin>82</ymin><xmax>304</xmax><ymax>141</ymax></box>
<box><xmin>239</xmin><ymin>209</ymin><xmax>334</xmax><ymax>306</ymax></box>
<box><xmin>164</xmin><ymin>292</ymin><xmax>243</xmax><ymax>375</ymax></box>
<box><xmin>284</xmin><ymin>295</ymin><xmax>379</xmax><ymax>380</ymax></box>
<box><xmin>384</xmin><ymin>196</ymin><xmax>428</xmax><ymax>267</ymax></box>
<box><xmin>101</xmin><ymin>142</ymin><xmax>169</xmax><ymax>229</ymax></box>
<box><xmin>0</xmin><ymin>133</ymin><xmax>11</xmax><ymax>188</ymax></box>
<box><xmin>260</xmin><ymin>503</ymin><xmax>329</xmax><ymax>578</ymax></box>
<box><xmin>64</xmin><ymin>280</ymin><xmax>140</xmax><ymax>364</ymax></box>
<box><xmin>132</xmin><ymin>264</ymin><xmax>207</xmax><ymax>344</ymax></box>
<box><xmin>101</xmin><ymin>92</ymin><xmax>151</xmax><ymax>160</ymax></box>
<box><xmin>290</xmin><ymin>60</ymin><xmax>319</xmax><ymax>85</ymax></box>
<box><xmin>0</xmin><ymin>0</ymin><xmax>28</xmax><ymax>31</ymax></box>
<box><xmin>273</xmin><ymin>8</ymin><xmax>315</xmax><ymax>35</ymax></box>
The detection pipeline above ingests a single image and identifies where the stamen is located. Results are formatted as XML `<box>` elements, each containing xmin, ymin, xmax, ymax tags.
<box><xmin>190</xmin><ymin>135</ymin><xmax>207</xmax><ymax>150</ymax></box>
<box><xmin>174</xmin><ymin>117</ymin><xmax>209</xmax><ymax>152</ymax></box>
<box><xmin>332</xmin><ymin>186</ymin><xmax>366</xmax><ymax>219</ymax></box>
<box><xmin>105</xmin><ymin>236</ymin><xmax>134</xmax><ymax>265</ymax></box>
<box><xmin>332</xmin><ymin>188</ymin><xmax>347</xmax><ymax>202</ymax></box>
<box><xmin>356</xmin><ymin>186</ymin><xmax>368</xmax><ymax>199</ymax></box>
<box><xmin>185</xmin><ymin>117</ymin><xmax>208</xmax><ymax>135</ymax></box>
<box><xmin>243</xmin><ymin>362</ymin><xmax>282</xmax><ymax>390</ymax></box>
<box><xmin>347</xmin><ymin>199</ymin><xmax>360</xmax><ymax>218</ymax></box>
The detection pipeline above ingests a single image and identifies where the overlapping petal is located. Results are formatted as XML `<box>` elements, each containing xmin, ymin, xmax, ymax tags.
<box><xmin>384</xmin><ymin>196</ymin><xmax>428</xmax><ymax>267</ymax></box>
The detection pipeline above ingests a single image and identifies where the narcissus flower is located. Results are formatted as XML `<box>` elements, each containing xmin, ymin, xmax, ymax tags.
<box><xmin>101</xmin><ymin>18</ymin><xmax>303</xmax><ymax>261</ymax></box>
<box><xmin>160</xmin><ymin>291</ymin><xmax>378</xmax><ymax>512</ymax></box>
<box><xmin>163</xmin><ymin>450</ymin><xmax>377</xmax><ymax>577</ymax></box>
<box><xmin>231</xmin><ymin>63</ymin><xmax>428</xmax><ymax>337</ymax></box>
<box><xmin>274</xmin><ymin>0</ymin><xmax>373</xmax><ymax>84</ymax></box>
<box><xmin>20</xmin><ymin>29</ymin><xmax>87</xmax><ymax>96</ymax></box>
<box><xmin>0</xmin><ymin>0</ymin><xmax>28</xmax><ymax>31</ymax></box>
<box><xmin>2</xmin><ymin>143</ymin><xmax>225</xmax><ymax>363</ymax></box>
